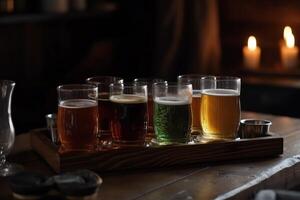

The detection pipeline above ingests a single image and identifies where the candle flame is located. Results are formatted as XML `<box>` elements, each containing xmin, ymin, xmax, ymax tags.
<box><xmin>283</xmin><ymin>26</ymin><xmax>295</xmax><ymax>48</ymax></box>
<box><xmin>248</xmin><ymin>36</ymin><xmax>257</xmax><ymax>51</ymax></box>
<box><xmin>286</xmin><ymin>33</ymin><xmax>295</xmax><ymax>48</ymax></box>
<box><xmin>284</xmin><ymin>26</ymin><xmax>293</xmax><ymax>41</ymax></box>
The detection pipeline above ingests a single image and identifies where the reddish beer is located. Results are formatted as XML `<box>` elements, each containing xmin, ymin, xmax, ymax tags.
<box><xmin>133</xmin><ymin>78</ymin><xmax>165</xmax><ymax>140</ymax></box>
<box><xmin>86</xmin><ymin>76</ymin><xmax>123</xmax><ymax>145</ymax></box>
<box><xmin>147</xmin><ymin>96</ymin><xmax>154</xmax><ymax>132</ymax></box>
<box><xmin>97</xmin><ymin>92</ymin><xmax>114</xmax><ymax>140</ymax></box>
<box><xmin>57</xmin><ymin>99</ymin><xmax>98</xmax><ymax>151</ymax></box>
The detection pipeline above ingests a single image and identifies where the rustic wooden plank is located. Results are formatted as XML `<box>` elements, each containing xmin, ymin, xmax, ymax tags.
<box><xmin>30</xmin><ymin>129</ymin><xmax>60</xmax><ymax>173</ymax></box>
<box><xmin>31</xmin><ymin>128</ymin><xmax>283</xmax><ymax>173</ymax></box>
<box><xmin>10</xmin><ymin>133</ymin><xmax>32</xmax><ymax>155</ymax></box>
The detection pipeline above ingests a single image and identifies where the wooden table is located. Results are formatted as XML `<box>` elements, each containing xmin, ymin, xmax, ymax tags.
<box><xmin>2</xmin><ymin>111</ymin><xmax>300</xmax><ymax>200</ymax></box>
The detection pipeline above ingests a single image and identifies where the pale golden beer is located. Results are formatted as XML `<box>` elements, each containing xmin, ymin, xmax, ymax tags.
<box><xmin>201</xmin><ymin>89</ymin><xmax>240</xmax><ymax>139</ymax></box>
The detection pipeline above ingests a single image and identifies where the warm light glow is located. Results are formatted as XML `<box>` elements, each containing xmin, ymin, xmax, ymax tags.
<box><xmin>286</xmin><ymin>33</ymin><xmax>295</xmax><ymax>48</ymax></box>
<box><xmin>247</xmin><ymin>36</ymin><xmax>257</xmax><ymax>51</ymax></box>
<box><xmin>6</xmin><ymin>0</ymin><xmax>14</xmax><ymax>13</ymax></box>
<box><xmin>284</xmin><ymin>26</ymin><xmax>293</xmax><ymax>41</ymax></box>
<box><xmin>283</xmin><ymin>26</ymin><xmax>295</xmax><ymax>48</ymax></box>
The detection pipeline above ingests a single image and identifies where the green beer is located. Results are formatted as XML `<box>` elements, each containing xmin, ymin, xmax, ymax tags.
<box><xmin>154</xmin><ymin>96</ymin><xmax>192</xmax><ymax>144</ymax></box>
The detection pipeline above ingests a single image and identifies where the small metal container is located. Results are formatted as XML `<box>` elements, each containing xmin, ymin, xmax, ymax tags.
<box><xmin>45</xmin><ymin>113</ymin><xmax>59</xmax><ymax>144</ymax></box>
<box><xmin>239</xmin><ymin>119</ymin><xmax>272</xmax><ymax>139</ymax></box>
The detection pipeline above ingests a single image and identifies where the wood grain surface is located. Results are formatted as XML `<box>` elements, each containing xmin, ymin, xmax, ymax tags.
<box><xmin>2</xmin><ymin>112</ymin><xmax>300</xmax><ymax>200</ymax></box>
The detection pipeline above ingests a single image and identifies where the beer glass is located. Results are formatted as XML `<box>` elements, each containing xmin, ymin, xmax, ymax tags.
<box><xmin>178</xmin><ymin>74</ymin><xmax>204</xmax><ymax>135</ymax></box>
<box><xmin>109</xmin><ymin>83</ymin><xmax>148</xmax><ymax>146</ymax></box>
<box><xmin>86</xmin><ymin>76</ymin><xmax>123</xmax><ymax>146</ymax></box>
<box><xmin>200</xmin><ymin>76</ymin><xmax>241</xmax><ymax>140</ymax></box>
<box><xmin>153</xmin><ymin>82</ymin><xmax>192</xmax><ymax>145</ymax></box>
<box><xmin>133</xmin><ymin>78</ymin><xmax>165</xmax><ymax>139</ymax></box>
<box><xmin>57</xmin><ymin>84</ymin><xmax>98</xmax><ymax>151</ymax></box>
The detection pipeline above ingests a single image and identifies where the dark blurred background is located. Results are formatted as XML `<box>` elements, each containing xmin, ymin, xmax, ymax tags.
<box><xmin>0</xmin><ymin>0</ymin><xmax>300</xmax><ymax>133</ymax></box>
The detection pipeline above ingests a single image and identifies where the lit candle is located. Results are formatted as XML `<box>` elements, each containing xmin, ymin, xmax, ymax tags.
<box><xmin>243</xmin><ymin>36</ymin><xmax>261</xmax><ymax>69</ymax></box>
<box><xmin>280</xmin><ymin>26</ymin><xmax>298</xmax><ymax>68</ymax></box>
<box><xmin>283</xmin><ymin>26</ymin><xmax>292</xmax><ymax>41</ymax></box>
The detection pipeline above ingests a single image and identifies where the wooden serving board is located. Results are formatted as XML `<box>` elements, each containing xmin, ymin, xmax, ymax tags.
<box><xmin>30</xmin><ymin>129</ymin><xmax>283</xmax><ymax>173</ymax></box>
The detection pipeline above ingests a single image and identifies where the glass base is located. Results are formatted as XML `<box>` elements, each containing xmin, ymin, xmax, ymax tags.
<box><xmin>151</xmin><ymin>138</ymin><xmax>188</xmax><ymax>146</ymax></box>
<box><xmin>201</xmin><ymin>134</ymin><xmax>236</xmax><ymax>141</ymax></box>
<box><xmin>97</xmin><ymin>139</ymin><xmax>113</xmax><ymax>150</ymax></box>
<box><xmin>191</xmin><ymin>128</ymin><xmax>203</xmax><ymax>136</ymax></box>
<box><xmin>113</xmin><ymin>140</ymin><xmax>146</xmax><ymax>148</ymax></box>
<box><xmin>97</xmin><ymin>131</ymin><xmax>113</xmax><ymax>150</ymax></box>
<box><xmin>194</xmin><ymin>134</ymin><xmax>236</xmax><ymax>144</ymax></box>
<box><xmin>145</xmin><ymin>132</ymin><xmax>156</xmax><ymax>143</ymax></box>
<box><xmin>0</xmin><ymin>162</ymin><xmax>23</xmax><ymax>177</ymax></box>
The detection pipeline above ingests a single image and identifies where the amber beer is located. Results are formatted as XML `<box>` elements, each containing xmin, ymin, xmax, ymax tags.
<box><xmin>57</xmin><ymin>99</ymin><xmax>98</xmax><ymax>151</ymax></box>
<box><xmin>177</xmin><ymin>74</ymin><xmax>205</xmax><ymax>134</ymax></box>
<box><xmin>191</xmin><ymin>90</ymin><xmax>202</xmax><ymax>132</ymax></box>
<box><xmin>201</xmin><ymin>89</ymin><xmax>240</xmax><ymax>139</ymax></box>
<box><xmin>110</xmin><ymin>95</ymin><xmax>147</xmax><ymax>145</ymax></box>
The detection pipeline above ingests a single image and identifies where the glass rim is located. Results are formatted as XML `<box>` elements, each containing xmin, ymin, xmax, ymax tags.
<box><xmin>133</xmin><ymin>78</ymin><xmax>165</xmax><ymax>83</ymax></box>
<box><xmin>0</xmin><ymin>80</ymin><xmax>16</xmax><ymax>86</ymax></box>
<box><xmin>201</xmin><ymin>76</ymin><xmax>240</xmax><ymax>81</ymax></box>
<box><xmin>109</xmin><ymin>82</ymin><xmax>148</xmax><ymax>89</ymax></box>
<box><xmin>57</xmin><ymin>84</ymin><xmax>98</xmax><ymax>91</ymax></box>
<box><xmin>86</xmin><ymin>76</ymin><xmax>123</xmax><ymax>84</ymax></box>
<box><xmin>178</xmin><ymin>74</ymin><xmax>207</xmax><ymax>80</ymax></box>
<box><xmin>154</xmin><ymin>82</ymin><xmax>192</xmax><ymax>87</ymax></box>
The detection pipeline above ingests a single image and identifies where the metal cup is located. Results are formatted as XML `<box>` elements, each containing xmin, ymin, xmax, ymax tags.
<box><xmin>239</xmin><ymin>119</ymin><xmax>272</xmax><ymax>139</ymax></box>
<box><xmin>45</xmin><ymin>114</ymin><xmax>59</xmax><ymax>144</ymax></box>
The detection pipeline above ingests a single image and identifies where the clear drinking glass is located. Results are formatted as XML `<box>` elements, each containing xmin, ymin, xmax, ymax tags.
<box><xmin>86</xmin><ymin>76</ymin><xmax>123</xmax><ymax>147</ymax></box>
<box><xmin>57</xmin><ymin>84</ymin><xmax>98</xmax><ymax>152</ymax></box>
<box><xmin>200</xmin><ymin>76</ymin><xmax>241</xmax><ymax>140</ymax></box>
<box><xmin>133</xmin><ymin>78</ymin><xmax>165</xmax><ymax>140</ymax></box>
<box><xmin>109</xmin><ymin>83</ymin><xmax>148</xmax><ymax>146</ymax></box>
<box><xmin>0</xmin><ymin>80</ymin><xmax>23</xmax><ymax>176</ymax></box>
<box><xmin>178</xmin><ymin>74</ymin><xmax>204</xmax><ymax>135</ymax></box>
<box><xmin>153</xmin><ymin>82</ymin><xmax>192</xmax><ymax>145</ymax></box>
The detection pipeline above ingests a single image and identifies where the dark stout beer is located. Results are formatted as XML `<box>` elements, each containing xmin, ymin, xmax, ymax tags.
<box><xmin>110</xmin><ymin>95</ymin><xmax>147</xmax><ymax>145</ymax></box>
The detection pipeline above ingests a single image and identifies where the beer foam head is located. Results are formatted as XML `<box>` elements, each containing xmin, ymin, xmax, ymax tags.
<box><xmin>60</xmin><ymin>99</ymin><xmax>97</xmax><ymax>108</ymax></box>
<box><xmin>202</xmin><ymin>89</ymin><xmax>239</xmax><ymax>96</ymax></box>
<box><xmin>110</xmin><ymin>95</ymin><xmax>147</xmax><ymax>104</ymax></box>
<box><xmin>154</xmin><ymin>96</ymin><xmax>190</xmax><ymax>105</ymax></box>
